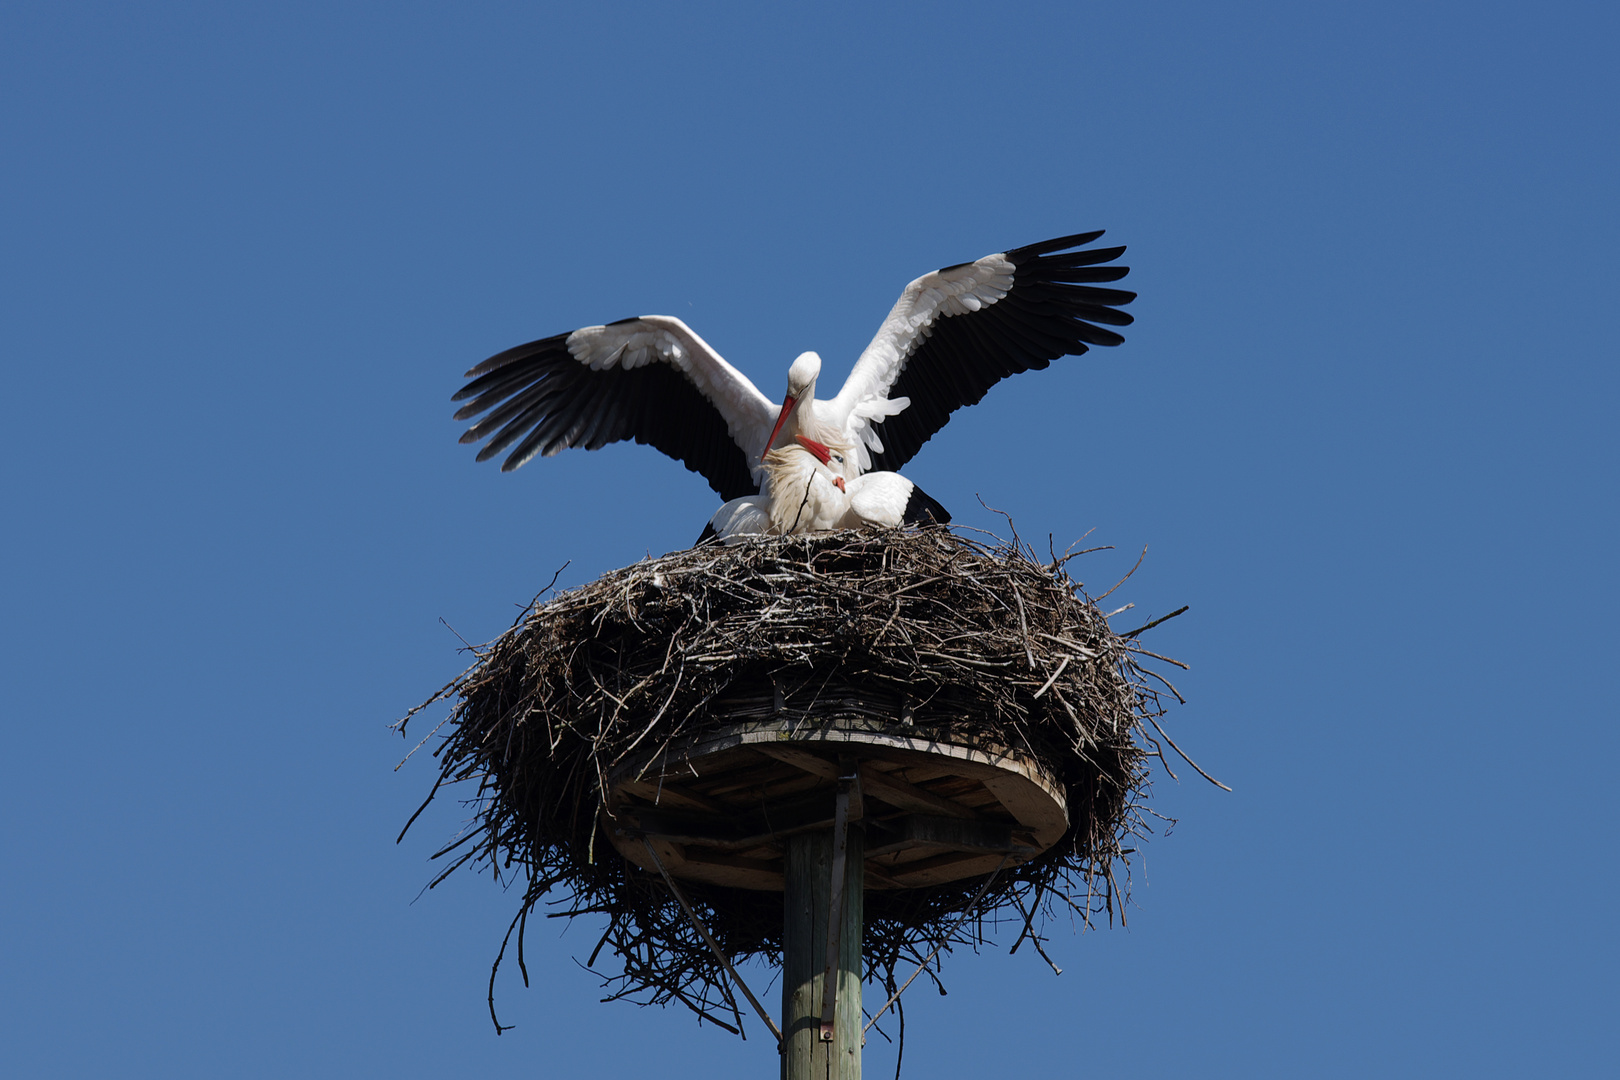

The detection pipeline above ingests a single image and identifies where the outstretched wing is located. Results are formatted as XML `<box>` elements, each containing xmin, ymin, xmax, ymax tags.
<box><xmin>829</xmin><ymin>231</ymin><xmax>1135</xmax><ymax>473</ymax></box>
<box><xmin>452</xmin><ymin>315</ymin><xmax>778</xmax><ymax>501</ymax></box>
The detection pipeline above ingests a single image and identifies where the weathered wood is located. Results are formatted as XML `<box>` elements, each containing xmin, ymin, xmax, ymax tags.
<box><xmin>783</xmin><ymin>829</ymin><xmax>862</xmax><ymax>1080</ymax></box>
<box><xmin>858</xmin><ymin>763</ymin><xmax>978</xmax><ymax>819</ymax></box>
<box><xmin>622</xmin><ymin>794</ymin><xmax>837</xmax><ymax>850</ymax></box>
<box><xmin>981</xmin><ymin>772</ymin><xmax>1068</xmax><ymax>847</ymax></box>
<box><xmin>757</xmin><ymin>745</ymin><xmax>840</xmax><ymax>779</ymax></box>
<box><xmin>605</xmin><ymin>719</ymin><xmax>1069</xmax><ymax>891</ymax></box>
<box><xmin>679</xmin><ymin>849</ymin><xmax>786</xmax><ymax>890</ymax></box>
<box><xmin>874</xmin><ymin>849</ymin><xmax>1008</xmax><ymax>887</ymax></box>
<box><xmin>864</xmin><ymin>813</ymin><xmax>1033</xmax><ymax>858</ymax></box>
<box><xmin>615</xmin><ymin>777</ymin><xmax>727</xmax><ymax>815</ymax></box>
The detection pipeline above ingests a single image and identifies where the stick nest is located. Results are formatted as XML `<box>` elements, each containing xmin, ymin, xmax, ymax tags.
<box><xmin>398</xmin><ymin>527</ymin><xmax>1192</xmax><ymax>1036</ymax></box>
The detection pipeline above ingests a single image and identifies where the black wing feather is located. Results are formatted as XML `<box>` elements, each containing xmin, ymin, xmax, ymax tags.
<box><xmin>452</xmin><ymin>332</ymin><xmax>758</xmax><ymax>500</ymax></box>
<box><xmin>902</xmin><ymin>485</ymin><xmax>952</xmax><ymax>526</ymax></box>
<box><xmin>866</xmin><ymin>232</ymin><xmax>1135</xmax><ymax>474</ymax></box>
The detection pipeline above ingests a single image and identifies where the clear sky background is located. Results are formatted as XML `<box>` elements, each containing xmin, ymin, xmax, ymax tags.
<box><xmin>3</xmin><ymin>3</ymin><xmax>1615</xmax><ymax>1077</ymax></box>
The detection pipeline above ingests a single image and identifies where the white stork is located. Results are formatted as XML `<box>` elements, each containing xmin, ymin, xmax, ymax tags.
<box><xmin>452</xmin><ymin>231</ymin><xmax>1134</xmax><ymax>502</ymax></box>
<box><xmin>698</xmin><ymin>436</ymin><xmax>951</xmax><ymax>544</ymax></box>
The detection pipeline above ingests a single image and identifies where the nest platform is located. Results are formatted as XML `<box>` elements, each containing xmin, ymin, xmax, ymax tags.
<box><xmin>608</xmin><ymin>718</ymin><xmax>1068</xmax><ymax>892</ymax></box>
<box><xmin>400</xmin><ymin>526</ymin><xmax>1188</xmax><ymax>1032</ymax></box>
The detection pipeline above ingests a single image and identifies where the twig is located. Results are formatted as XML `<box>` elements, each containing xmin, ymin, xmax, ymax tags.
<box><xmin>1144</xmin><ymin>714</ymin><xmax>1231</xmax><ymax>791</ymax></box>
<box><xmin>1094</xmin><ymin>545</ymin><xmax>1147</xmax><ymax>602</ymax></box>
<box><xmin>1119</xmin><ymin>605</ymin><xmax>1190</xmax><ymax>639</ymax></box>
<box><xmin>864</xmin><ymin>857</ymin><xmax>1009</xmax><ymax>1034</ymax></box>
<box><xmin>1013</xmin><ymin>589</ymin><xmax>1036</xmax><ymax>670</ymax></box>
<box><xmin>643</xmin><ymin>839</ymin><xmax>783</xmax><ymax>1045</ymax></box>
<box><xmin>1009</xmin><ymin>891</ymin><xmax>1063</xmax><ymax>975</ymax></box>
<box><xmin>1031</xmin><ymin>656</ymin><xmax>1071</xmax><ymax>700</ymax></box>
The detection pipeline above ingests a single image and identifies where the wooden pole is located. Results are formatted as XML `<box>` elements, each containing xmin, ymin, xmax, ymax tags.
<box><xmin>782</xmin><ymin>826</ymin><xmax>863</xmax><ymax>1080</ymax></box>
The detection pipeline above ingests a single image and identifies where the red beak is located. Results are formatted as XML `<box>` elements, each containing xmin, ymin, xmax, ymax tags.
<box><xmin>763</xmin><ymin>394</ymin><xmax>797</xmax><ymax>457</ymax></box>
<box><xmin>793</xmin><ymin>433</ymin><xmax>833</xmax><ymax>465</ymax></box>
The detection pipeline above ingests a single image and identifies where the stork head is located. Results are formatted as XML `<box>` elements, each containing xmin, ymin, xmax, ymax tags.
<box><xmin>794</xmin><ymin>434</ymin><xmax>848</xmax><ymax>491</ymax></box>
<box><xmin>764</xmin><ymin>352</ymin><xmax>824</xmax><ymax>457</ymax></box>
<box><xmin>786</xmin><ymin>351</ymin><xmax>821</xmax><ymax>398</ymax></box>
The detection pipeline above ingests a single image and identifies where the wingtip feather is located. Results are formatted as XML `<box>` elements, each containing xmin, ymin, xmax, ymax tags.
<box><xmin>1009</xmin><ymin>230</ymin><xmax>1107</xmax><ymax>259</ymax></box>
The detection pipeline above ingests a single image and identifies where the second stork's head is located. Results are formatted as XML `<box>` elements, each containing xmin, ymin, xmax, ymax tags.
<box><xmin>792</xmin><ymin>433</ymin><xmax>847</xmax><ymax>491</ymax></box>
<box><xmin>764</xmin><ymin>351</ymin><xmax>823</xmax><ymax>457</ymax></box>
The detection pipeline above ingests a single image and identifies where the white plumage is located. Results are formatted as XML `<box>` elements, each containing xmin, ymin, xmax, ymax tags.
<box><xmin>453</xmin><ymin>232</ymin><xmax>1134</xmax><ymax>505</ymax></box>
<box><xmin>699</xmin><ymin>437</ymin><xmax>951</xmax><ymax>545</ymax></box>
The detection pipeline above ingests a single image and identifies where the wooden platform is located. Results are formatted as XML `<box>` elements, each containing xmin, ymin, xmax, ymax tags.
<box><xmin>603</xmin><ymin>719</ymin><xmax>1069</xmax><ymax>891</ymax></box>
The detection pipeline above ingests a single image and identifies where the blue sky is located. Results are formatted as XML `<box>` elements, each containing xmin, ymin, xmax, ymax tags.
<box><xmin>3</xmin><ymin>3</ymin><xmax>1615</xmax><ymax>1077</ymax></box>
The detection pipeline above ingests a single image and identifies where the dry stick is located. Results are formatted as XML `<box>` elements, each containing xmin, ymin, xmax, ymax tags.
<box><xmin>863</xmin><ymin>856</ymin><xmax>1009</xmax><ymax>1035</ymax></box>
<box><xmin>1013</xmin><ymin>589</ymin><xmax>1036</xmax><ymax>669</ymax></box>
<box><xmin>1094</xmin><ymin>544</ymin><xmax>1147</xmax><ymax>603</ymax></box>
<box><xmin>1132</xmin><ymin>663</ymin><xmax>1188</xmax><ymax>709</ymax></box>
<box><xmin>1119</xmin><ymin>604</ymin><xmax>1190</xmax><ymax>639</ymax></box>
<box><xmin>1031</xmin><ymin>655</ymin><xmax>1072</xmax><ymax>701</ymax></box>
<box><xmin>1124</xmin><ymin>643</ymin><xmax>1190</xmax><ymax>671</ymax></box>
<box><xmin>1010</xmin><ymin>891</ymin><xmax>1064</xmax><ymax>975</ymax></box>
<box><xmin>1008</xmin><ymin>882</ymin><xmax>1043</xmax><ymax>955</ymax></box>
<box><xmin>642</xmin><ymin>839</ymin><xmax>783</xmax><ymax>1046</ymax></box>
<box><xmin>394</xmin><ymin>707</ymin><xmax>456</xmax><ymax>774</ymax></box>
<box><xmin>785</xmin><ymin>472</ymin><xmax>817</xmax><ymax>534</ymax></box>
<box><xmin>1050</xmin><ymin>544</ymin><xmax>1112</xmax><ymax>573</ymax></box>
<box><xmin>509</xmin><ymin>560</ymin><xmax>570</xmax><ymax>629</ymax></box>
<box><xmin>1144</xmin><ymin>714</ymin><xmax>1232</xmax><ymax>791</ymax></box>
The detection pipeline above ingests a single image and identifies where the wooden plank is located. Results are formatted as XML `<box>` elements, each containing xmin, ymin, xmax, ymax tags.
<box><xmin>882</xmin><ymin>762</ymin><xmax>959</xmax><ymax>784</ymax></box>
<box><xmin>861</xmin><ymin>859</ymin><xmax>907</xmax><ymax>890</ymax></box>
<box><xmin>858</xmin><ymin>763</ymin><xmax>976</xmax><ymax>819</ymax></box>
<box><xmin>616</xmin><ymin>778</ymin><xmax>728</xmax><ymax>815</ymax></box>
<box><xmin>622</xmin><ymin>807</ymin><xmax>741</xmax><ymax>846</ymax></box>
<box><xmin>863</xmin><ymin>836</ymin><xmax>926</xmax><ymax>860</ymax></box>
<box><xmin>981</xmin><ymin>773</ymin><xmax>1069</xmax><ymax>848</ymax></box>
<box><xmin>755</xmin><ymin>745</ymin><xmax>839</xmax><ymax>779</ymax></box>
<box><xmin>679</xmin><ymin>848</ymin><xmax>784</xmax><ymax>881</ymax></box>
<box><xmin>762</xmin><ymin>770</ymin><xmax>833</xmax><ymax>800</ymax></box>
<box><xmin>666</xmin><ymin>858</ymin><xmax>784</xmax><ymax>892</ymax></box>
<box><xmin>623</xmin><ymin>793</ymin><xmax>836</xmax><ymax>852</ymax></box>
<box><xmin>886</xmin><ymin>850</ymin><xmax>1012</xmax><ymax>887</ymax></box>
<box><xmin>702</xmin><ymin>760</ymin><xmax>807</xmax><ymax>798</ymax></box>
<box><xmin>864</xmin><ymin>814</ymin><xmax>1032</xmax><ymax>858</ymax></box>
<box><xmin>613</xmin><ymin>832</ymin><xmax>687</xmax><ymax>876</ymax></box>
<box><xmin>924</xmin><ymin>776</ymin><xmax>1005</xmax><ymax>812</ymax></box>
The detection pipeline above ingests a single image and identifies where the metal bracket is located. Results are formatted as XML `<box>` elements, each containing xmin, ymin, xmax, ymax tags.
<box><xmin>818</xmin><ymin>760</ymin><xmax>862</xmax><ymax>1041</ymax></box>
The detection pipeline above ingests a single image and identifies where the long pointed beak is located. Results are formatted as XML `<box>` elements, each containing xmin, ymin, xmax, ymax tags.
<box><xmin>793</xmin><ymin>433</ymin><xmax>833</xmax><ymax>465</ymax></box>
<box><xmin>763</xmin><ymin>395</ymin><xmax>796</xmax><ymax>457</ymax></box>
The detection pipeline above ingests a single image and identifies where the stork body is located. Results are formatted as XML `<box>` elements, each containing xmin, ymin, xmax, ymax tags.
<box><xmin>698</xmin><ymin>437</ymin><xmax>950</xmax><ymax>545</ymax></box>
<box><xmin>843</xmin><ymin>471</ymin><xmax>951</xmax><ymax>530</ymax></box>
<box><xmin>453</xmin><ymin>231</ymin><xmax>1134</xmax><ymax>503</ymax></box>
<box><xmin>696</xmin><ymin>440</ymin><xmax>851</xmax><ymax>545</ymax></box>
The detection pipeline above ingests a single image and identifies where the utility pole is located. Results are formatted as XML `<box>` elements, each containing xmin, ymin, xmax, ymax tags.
<box><xmin>782</xmin><ymin>822</ymin><xmax>863</xmax><ymax>1080</ymax></box>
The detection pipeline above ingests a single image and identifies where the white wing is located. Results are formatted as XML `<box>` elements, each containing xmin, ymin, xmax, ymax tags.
<box><xmin>454</xmin><ymin>315</ymin><xmax>779</xmax><ymax>500</ymax></box>
<box><xmin>827</xmin><ymin>232</ymin><xmax>1135</xmax><ymax>473</ymax></box>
